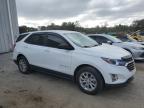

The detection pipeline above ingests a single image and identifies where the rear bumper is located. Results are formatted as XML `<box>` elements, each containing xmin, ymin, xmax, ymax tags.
<box><xmin>105</xmin><ymin>76</ymin><xmax>134</xmax><ymax>87</ymax></box>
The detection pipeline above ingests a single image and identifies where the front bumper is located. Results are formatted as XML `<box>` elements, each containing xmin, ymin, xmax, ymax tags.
<box><xmin>98</xmin><ymin>60</ymin><xmax>136</xmax><ymax>85</ymax></box>
<box><xmin>105</xmin><ymin>76</ymin><xmax>134</xmax><ymax>87</ymax></box>
<box><xmin>132</xmin><ymin>49</ymin><xmax>144</xmax><ymax>60</ymax></box>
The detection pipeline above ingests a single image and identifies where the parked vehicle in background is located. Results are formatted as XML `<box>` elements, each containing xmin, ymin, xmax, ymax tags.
<box><xmin>88</xmin><ymin>34</ymin><xmax>144</xmax><ymax>60</ymax></box>
<box><xmin>13</xmin><ymin>30</ymin><xmax>135</xmax><ymax>95</ymax></box>
<box><xmin>107</xmin><ymin>32</ymin><xmax>118</xmax><ymax>36</ymax></box>
<box><xmin>116</xmin><ymin>34</ymin><xmax>144</xmax><ymax>45</ymax></box>
<box><xmin>130</xmin><ymin>30</ymin><xmax>144</xmax><ymax>41</ymax></box>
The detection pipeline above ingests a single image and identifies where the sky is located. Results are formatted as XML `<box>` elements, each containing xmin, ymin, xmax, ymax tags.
<box><xmin>16</xmin><ymin>0</ymin><xmax>144</xmax><ymax>28</ymax></box>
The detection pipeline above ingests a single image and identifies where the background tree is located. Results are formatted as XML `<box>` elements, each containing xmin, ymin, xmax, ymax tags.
<box><xmin>132</xmin><ymin>19</ymin><xmax>144</xmax><ymax>31</ymax></box>
<box><xmin>19</xmin><ymin>26</ymin><xmax>37</xmax><ymax>33</ymax></box>
<box><xmin>19</xmin><ymin>19</ymin><xmax>144</xmax><ymax>34</ymax></box>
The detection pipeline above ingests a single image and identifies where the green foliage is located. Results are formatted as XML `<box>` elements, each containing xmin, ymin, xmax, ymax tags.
<box><xmin>19</xmin><ymin>26</ymin><xmax>37</xmax><ymax>33</ymax></box>
<box><xmin>19</xmin><ymin>19</ymin><xmax>144</xmax><ymax>34</ymax></box>
<box><xmin>132</xmin><ymin>19</ymin><xmax>144</xmax><ymax>31</ymax></box>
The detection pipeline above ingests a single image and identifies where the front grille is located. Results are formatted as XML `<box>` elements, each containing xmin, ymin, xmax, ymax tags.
<box><xmin>127</xmin><ymin>62</ymin><xmax>135</xmax><ymax>71</ymax></box>
<box><xmin>121</xmin><ymin>56</ymin><xmax>133</xmax><ymax>62</ymax></box>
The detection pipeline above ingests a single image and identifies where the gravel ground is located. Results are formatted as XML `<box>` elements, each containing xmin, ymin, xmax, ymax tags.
<box><xmin>0</xmin><ymin>53</ymin><xmax>144</xmax><ymax>108</ymax></box>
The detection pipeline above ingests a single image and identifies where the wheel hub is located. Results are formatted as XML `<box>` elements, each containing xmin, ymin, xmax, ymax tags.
<box><xmin>19</xmin><ymin>59</ymin><xmax>27</xmax><ymax>72</ymax></box>
<box><xmin>79</xmin><ymin>72</ymin><xmax>97</xmax><ymax>92</ymax></box>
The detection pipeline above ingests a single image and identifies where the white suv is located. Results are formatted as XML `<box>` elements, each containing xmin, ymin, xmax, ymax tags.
<box><xmin>13</xmin><ymin>30</ymin><xmax>136</xmax><ymax>95</ymax></box>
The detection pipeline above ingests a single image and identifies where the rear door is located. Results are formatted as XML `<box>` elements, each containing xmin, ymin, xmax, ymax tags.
<box><xmin>22</xmin><ymin>33</ymin><xmax>47</xmax><ymax>68</ymax></box>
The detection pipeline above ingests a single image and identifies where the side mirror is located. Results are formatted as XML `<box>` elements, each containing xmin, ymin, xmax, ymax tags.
<box><xmin>107</xmin><ymin>41</ymin><xmax>113</xmax><ymax>45</ymax></box>
<box><xmin>58</xmin><ymin>44</ymin><xmax>74</xmax><ymax>50</ymax></box>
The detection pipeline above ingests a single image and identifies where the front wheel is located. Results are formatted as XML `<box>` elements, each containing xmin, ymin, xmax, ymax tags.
<box><xmin>76</xmin><ymin>66</ymin><xmax>104</xmax><ymax>95</ymax></box>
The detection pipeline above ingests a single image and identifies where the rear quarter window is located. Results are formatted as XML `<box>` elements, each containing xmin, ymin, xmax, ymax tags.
<box><xmin>16</xmin><ymin>34</ymin><xmax>29</xmax><ymax>42</ymax></box>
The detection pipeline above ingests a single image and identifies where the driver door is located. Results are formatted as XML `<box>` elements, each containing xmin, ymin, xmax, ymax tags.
<box><xmin>42</xmin><ymin>33</ymin><xmax>74</xmax><ymax>74</ymax></box>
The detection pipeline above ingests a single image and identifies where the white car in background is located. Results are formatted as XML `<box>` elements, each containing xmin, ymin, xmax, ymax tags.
<box><xmin>13</xmin><ymin>30</ymin><xmax>135</xmax><ymax>95</ymax></box>
<box><xmin>116</xmin><ymin>35</ymin><xmax>144</xmax><ymax>46</ymax></box>
<box><xmin>88</xmin><ymin>34</ymin><xmax>144</xmax><ymax>60</ymax></box>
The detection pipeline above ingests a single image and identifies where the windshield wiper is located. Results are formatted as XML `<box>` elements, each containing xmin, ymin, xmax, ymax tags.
<box><xmin>89</xmin><ymin>45</ymin><xmax>98</xmax><ymax>47</ymax></box>
<box><xmin>83</xmin><ymin>46</ymin><xmax>90</xmax><ymax>48</ymax></box>
<box><xmin>115</xmin><ymin>42</ymin><xmax>122</xmax><ymax>43</ymax></box>
<box><xmin>83</xmin><ymin>44</ymin><xmax>98</xmax><ymax>48</ymax></box>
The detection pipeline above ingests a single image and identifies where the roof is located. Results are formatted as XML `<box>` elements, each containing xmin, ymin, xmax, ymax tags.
<box><xmin>21</xmin><ymin>30</ymin><xmax>78</xmax><ymax>35</ymax></box>
<box><xmin>88</xmin><ymin>34</ymin><xmax>110</xmax><ymax>37</ymax></box>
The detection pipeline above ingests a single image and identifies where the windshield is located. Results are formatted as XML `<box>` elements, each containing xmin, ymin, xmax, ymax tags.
<box><xmin>140</xmin><ymin>32</ymin><xmax>144</xmax><ymax>36</ymax></box>
<box><xmin>64</xmin><ymin>33</ymin><xmax>98</xmax><ymax>48</ymax></box>
<box><xmin>117</xmin><ymin>35</ymin><xmax>137</xmax><ymax>42</ymax></box>
<box><xmin>107</xmin><ymin>35</ymin><xmax>122</xmax><ymax>43</ymax></box>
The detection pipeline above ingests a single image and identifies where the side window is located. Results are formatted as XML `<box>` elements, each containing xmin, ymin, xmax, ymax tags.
<box><xmin>24</xmin><ymin>34</ymin><xmax>43</xmax><ymax>46</ymax></box>
<box><xmin>46</xmin><ymin>34</ymin><xmax>70</xmax><ymax>49</ymax></box>
<box><xmin>90</xmin><ymin>36</ymin><xmax>98</xmax><ymax>41</ymax></box>
<box><xmin>93</xmin><ymin>36</ymin><xmax>110</xmax><ymax>44</ymax></box>
<box><xmin>16</xmin><ymin>34</ymin><xmax>29</xmax><ymax>42</ymax></box>
<box><xmin>24</xmin><ymin>33</ymin><xmax>73</xmax><ymax>49</ymax></box>
<box><xmin>117</xmin><ymin>36</ymin><xmax>127</xmax><ymax>42</ymax></box>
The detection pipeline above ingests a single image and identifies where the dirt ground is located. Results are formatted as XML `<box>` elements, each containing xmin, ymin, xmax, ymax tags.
<box><xmin>0</xmin><ymin>53</ymin><xmax>144</xmax><ymax>108</ymax></box>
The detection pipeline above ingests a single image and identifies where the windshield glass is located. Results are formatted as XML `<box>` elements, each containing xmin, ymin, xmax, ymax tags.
<box><xmin>117</xmin><ymin>35</ymin><xmax>137</xmax><ymax>42</ymax></box>
<box><xmin>107</xmin><ymin>35</ymin><xmax>122</xmax><ymax>43</ymax></box>
<box><xmin>64</xmin><ymin>33</ymin><xmax>98</xmax><ymax>48</ymax></box>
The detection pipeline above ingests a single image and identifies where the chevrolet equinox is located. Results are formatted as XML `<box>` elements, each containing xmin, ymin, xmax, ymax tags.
<box><xmin>13</xmin><ymin>30</ymin><xmax>136</xmax><ymax>95</ymax></box>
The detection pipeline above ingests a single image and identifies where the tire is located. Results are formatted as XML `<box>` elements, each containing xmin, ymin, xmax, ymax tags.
<box><xmin>17</xmin><ymin>56</ymin><xmax>31</xmax><ymax>74</ymax></box>
<box><xmin>76</xmin><ymin>66</ymin><xmax>104</xmax><ymax>95</ymax></box>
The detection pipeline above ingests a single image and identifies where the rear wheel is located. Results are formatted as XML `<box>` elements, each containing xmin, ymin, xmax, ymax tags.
<box><xmin>76</xmin><ymin>66</ymin><xmax>104</xmax><ymax>95</ymax></box>
<box><xmin>17</xmin><ymin>56</ymin><xmax>31</xmax><ymax>74</ymax></box>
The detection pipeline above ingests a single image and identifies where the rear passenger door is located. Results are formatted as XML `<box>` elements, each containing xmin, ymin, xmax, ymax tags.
<box><xmin>23</xmin><ymin>33</ymin><xmax>47</xmax><ymax>68</ymax></box>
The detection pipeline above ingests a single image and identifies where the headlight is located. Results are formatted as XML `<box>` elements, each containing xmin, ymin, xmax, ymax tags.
<box><xmin>101</xmin><ymin>57</ymin><xmax>126</xmax><ymax>66</ymax></box>
<box><xmin>131</xmin><ymin>46</ymin><xmax>143</xmax><ymax>50</ymax></box>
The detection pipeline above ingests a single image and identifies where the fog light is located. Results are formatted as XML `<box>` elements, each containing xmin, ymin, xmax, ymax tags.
<box><xmin>111</xmin><ymin>74</ymin><xmax>118</xmax><ymax>82</ymax></box>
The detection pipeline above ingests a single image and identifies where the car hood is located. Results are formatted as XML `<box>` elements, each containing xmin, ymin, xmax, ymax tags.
<box><xmin>81</xmin><ymin>44</ymin><xmax>131</xmax><ymax>59</ymax></box>
<box><xmin>133</xmin><ymin>41</ymin><xmax>144</xmax><ymax>45</ymax></box>
<box><xmin>114</xmin><ymin>42</ymin><xmax>144</xmax><ymax>48</ymax></box>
